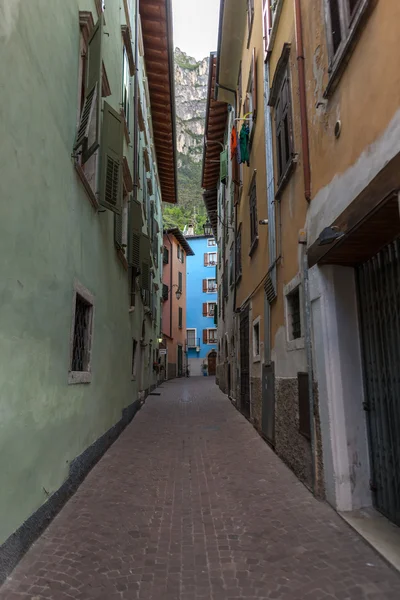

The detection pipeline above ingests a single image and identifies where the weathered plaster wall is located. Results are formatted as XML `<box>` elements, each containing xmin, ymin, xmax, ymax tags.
<box><xmin>0</xmin><ymin>0</ymin><xmax>159</xmax><ymax>546</ymax></box>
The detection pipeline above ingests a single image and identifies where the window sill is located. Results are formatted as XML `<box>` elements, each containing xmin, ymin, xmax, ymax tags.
<box><xmin>286</xmin><ymin>337</ymin><xmax>305</xmax><ymax>353</ymax></box>
<box><xmin>74</xmin><ymin>162</ymin><xmax>99</xmax><ymax>210</ymax></box>
<box><xmin>249</xmin><ymin>236</ymin><xmax>259</xmax><ymax>257</ymax></box>
<box><xmin>275</xmin><ymin>158</ymin><xmax>296</xmax><ymax>199</ymax></box>
<box><xmin>68</xmin><ymin>371</ymin><xmax>92</xmax><ymax>385</ymax></box>
<box><xmin>324</xmin><ymin>0</ymin><xmax>374</xmax><ymax>99</ymax></box>
<box><xmin>253</xmin><ymin>356</ymin><xmax>261</xmax><ymax>363</ymax></box>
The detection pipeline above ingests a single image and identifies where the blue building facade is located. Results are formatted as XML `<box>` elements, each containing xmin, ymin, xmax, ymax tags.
<box><xmin>185</xmin><ymin>234</ymin><xmax>218</xmax><ymax>376</ymax></box>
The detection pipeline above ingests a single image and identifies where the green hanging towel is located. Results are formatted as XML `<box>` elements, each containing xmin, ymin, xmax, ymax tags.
<box><xmin>239</xmin><ymin>123</ymin><xmax>250</xmax><ymax>166</ymax></box>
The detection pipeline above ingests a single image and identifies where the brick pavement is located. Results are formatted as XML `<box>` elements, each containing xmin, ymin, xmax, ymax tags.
<box><xmin>1</xmin><ymin>377</ymin><xmax>400</xmax><ymax>600</ymax></box>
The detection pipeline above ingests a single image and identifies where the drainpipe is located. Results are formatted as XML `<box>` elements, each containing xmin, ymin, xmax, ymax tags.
<box><xmin>133</xmin><ymin>0</ymin><xmax>139</xmax><ymax>200</ymax></box>
<box><xmin>294</xmin><ymin>0</ymin><xmax>311</xmax><ymax>202</ymax></box>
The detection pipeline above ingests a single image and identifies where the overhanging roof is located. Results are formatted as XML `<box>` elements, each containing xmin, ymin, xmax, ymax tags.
<box><xmin>203</xmin><ymin>190</ymin><xmax>218</xmax><ymax>239</ymax></box>
<box><xmin>201</xmin><ymin>52</ymin><xmax>228</xmax><ymax>190</ymax></box>
<box><xmin>140</xmin><ymin>0</ymin><xmax>178</xmax><ymax>204</ymax></box>
<box><xmin>164</xmin><ymin>228</ymin><xmax>195</xmax><ymax>256</ymax></box>
<box><xmin>215</xmin><ymin>0</ymin><xmax>247</xmax><ymax>103</ymax></box>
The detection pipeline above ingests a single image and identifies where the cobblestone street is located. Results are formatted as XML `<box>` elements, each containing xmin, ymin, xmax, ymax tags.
<box><xmin>1</xmin><ymin>378</ymin><xmax>400</xmax><ymax>600</ymax></box>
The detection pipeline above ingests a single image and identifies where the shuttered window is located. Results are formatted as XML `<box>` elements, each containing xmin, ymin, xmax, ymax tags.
<box><xmin>178</xmin><ymin>307</ymin><xmax>183</xmax><ymax>329</ymax></box>
<box><xmin>99</xmin><ymin>102</ymin><xmax>124</xmax><ymax>214</ymax></box>
<box><xmin>247</xmin><ymin>0</ymin><xmax>254</xmax><ymax>45</ymax></box>
<box><xmin>275</xmin><ymin>69</ymin><xmax>293</xmax><ymax>183</ymax></box>
<box><xmin>249</xmin><ymin>176</ymin><xmax>258</xmax><ymax>252</ymax></box>
<box><xmin>203</xmin><ymin>303</ymin><xmax>208</xmax><ymax>316</ymax></box>
<box><xmin>163</xmin><ymin>247</ymin><xmax>169</xmax><ymax>264</ymax></box>
<box><xmin>325</xmin><ymin>0</ymin><xmax>367</xmax><ymax>67</ymax></box>
<box><xmin>236</xmin><ymin>225</ymin><xmax>242</xmax><ymax>281</ymax></box>
<box><xmin>178</xmin><ymin>271</ymin><xmax>183</xmax><ymax>291</ymax></box>
<box><xmin>128</xmin><ymin>197</ymin><xmax>142</xmax><ymax>271</ymax></box>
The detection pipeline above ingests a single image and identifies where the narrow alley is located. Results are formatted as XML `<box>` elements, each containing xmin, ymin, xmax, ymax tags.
<box><xmin>1</xmin><ymin>378</ymin><xmax>399</xmax><ymax>600</ymax></box>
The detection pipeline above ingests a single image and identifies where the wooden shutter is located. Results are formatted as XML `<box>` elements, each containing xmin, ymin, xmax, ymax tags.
<box><xmin>202</xmin><ymin>279</ymin><xmax>207</xmax><ymax>292</ymax></box>
<box><xmin>179</xmin><ymin>307</ymin><xmax>183</xmax><ymax>328</ymax></box>
<box><xmin>203</xmin><ymin>330</ymin><xmax>208</xmax><ymax>344</ymax></box>
<box><xmin>128</xmin><ymin>197</ymin><xmax>142</xmax><ymax>269</ymax></box>
<box><xmin>99</xmin><ymin>102</ymin><xmax>123</xmax><ymax>214</ymax></box>
<box><xmin>204</xmin><ymin>253</ymin><xmax>209</xmax><ymax>266</ymax></box>
<box><xmin>251</xmin><ymin>48</ymin><xmax>257</xmax><ymax>121</ymax></box>
<box><xmin>178</xmin><ymin>271</ymin><xmax>183</xmax><ymax>290</ymax></box>
<box><xmin>140</xmin><ymin>234</ymin><xmax>150</xmax><ymax>291</ymax></box>
<box><xmin>203</xmin><ymin>303</ymin><xmax>208</xmax><ymax>316</ymax></box>
<box><xmin>74</xmin><ymin>17</ymin><xmax>103</xmax><ymax>162</ymax></box>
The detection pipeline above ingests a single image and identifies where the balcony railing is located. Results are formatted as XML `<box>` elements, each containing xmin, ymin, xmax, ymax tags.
<box><xmin>187</xmin><ymin>337</ymin><xmax>200</xmax><ymax>349</ymax></box>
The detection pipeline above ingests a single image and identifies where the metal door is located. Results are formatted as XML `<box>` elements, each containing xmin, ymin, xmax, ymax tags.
<box><xmin>357</xmin><ymin>237</ymin><xmax>400</xmax><ymax>526</ymax></box>
<box><xmin>240</xmin><ymin>308</ymin><xmax>250</xmax><ymax>417</ymax></box>
<box><xmin>261</xmin><ymin>363</ymin><xmax>275</xmax><ymax>445</ymax></box>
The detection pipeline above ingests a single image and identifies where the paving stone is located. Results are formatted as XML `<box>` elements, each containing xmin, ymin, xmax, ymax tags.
<box><xmin>0</xmin><ymin>378</ymin><xmax>400</xmax><ymax>599</ymax></box>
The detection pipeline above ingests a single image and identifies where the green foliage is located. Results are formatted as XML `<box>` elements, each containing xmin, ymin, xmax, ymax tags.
<box><xmin>163</xmin><ymin>152</ymin><xmax>207</xmax><ymax>235</ymax></box>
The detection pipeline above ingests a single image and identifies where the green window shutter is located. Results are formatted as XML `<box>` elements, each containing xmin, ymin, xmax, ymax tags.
<box><xmin>74</xmin><ymin>17</ymin><xmax>103</xmax><ymax>162</ymax></box>
<box><xmin>128</xmin><ymin>197</ymin><xmax>142</xmax><ymax>269</ymax></box>
<box><xmin>99</xmin><ymin>101</ymin><xmax>124</xmax><ymax>214</ymax></box>
<box><xmin>178</xmin><ymin>271</ymin><xmax>183</xmax><ymax>290</ymax></box>
<box><xmin>220</xmin><ymin>149</ymin><xmax>228</xmax><ymax>184</ymax></box>
<box><xmin>140</xmin><ymin>234</ymin><xmax>151</xmax><ymax>292</ymax></box>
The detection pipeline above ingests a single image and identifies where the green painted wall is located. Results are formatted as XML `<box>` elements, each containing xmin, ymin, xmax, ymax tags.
<box><xmin>0</xmin><ymin>0</ymin><xmax>162</xmax><ymax>544</ymax></box>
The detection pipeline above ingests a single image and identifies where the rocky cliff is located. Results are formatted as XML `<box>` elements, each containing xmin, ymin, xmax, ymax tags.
<box><xmin>162</xmin><ymin>49</ymin><xmax>209</xmax><ymax>234</ymax></box>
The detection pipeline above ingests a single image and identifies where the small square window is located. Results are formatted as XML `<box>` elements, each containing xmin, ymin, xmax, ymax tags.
<box><xmin>69</xmin><ymin>283</ymin><xmax>94</xmax><ymax>384</ymax></box>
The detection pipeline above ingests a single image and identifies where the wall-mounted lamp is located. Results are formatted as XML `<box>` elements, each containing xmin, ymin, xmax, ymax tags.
<box><xmin>317</xmin><ymin>226</ymin><xmax>345</xmax><ymax>246</ymax></box>
<box><xmin>259</xmin><ymin>219</ymin><xmax>268</xmax><ymax>225</ymax></box>
<box><xmin>203</xmin><ymin>220</ymin><xmax>213</xmax><ymax>236</ymax></box>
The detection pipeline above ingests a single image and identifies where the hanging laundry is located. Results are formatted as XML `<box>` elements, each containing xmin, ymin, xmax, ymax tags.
<box><xmin>230</xmin><ymin>126</ymin><xmax>238</xmax><ymax>160</ymax></box>
<box><xmin>239</xmin><ymin>123</ymin><xmax>250</xmax><ymax>166</ymax></box>
<box><xmin>236</xmin><ymin>139</ymin><xmax>241</xmax><ymax>164</ymax></box>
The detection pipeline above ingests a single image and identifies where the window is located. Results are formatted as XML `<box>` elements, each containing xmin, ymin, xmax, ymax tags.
<box><xmin>69</xmin><ymin>283</ymin><xmax>94</xmax><ymax>384</ymax></box>
<box><xmin>122</xmin><ymin>47</ymin><xmax>130</xmax><ymax>133</ymax></box>
<box><xmin>178</xmin><ymin>307</ymin><xmax>183</xmax><ymax>329</ymax></box>
<box><xmin>162</xmin><ymin>283</ymin><xmax>169</xmax><ymax>301</ymax></box>
<box><xmin>163</xmin><ymin>246</ymin><xmax>169</xmax><ymax>264</ymax></box>
<box><xmin>187</xmin><ymin>329</ymin><xmax>197</xmax><ymax>348</ymax></box>
<box><xmin>208</xmin><ymin>329</ymin><xmax>218</xmax><ymax>344</ymax></box>
<box><xmin>275</xmin><ymin>67</ymin><xmax>293</xmax><ymax>184</ymax></box>
<box><xmin>223</xmin><ymin>260</ymin><xmax>228</xmax><ymax>300</ymax></box>
<box><xmin>236</xmin><ymin>225</ymin><xmax>242</xmax><ymax>281</ymax></box>
<box><xmin>208</xmin><ymin>238</ymin><xmax>217</xmax><ymax>247</ymax></box>
<box><xmin>204</xmin><ymin>252</ymin><xmax>217</xmax><ymax>266</ymax></box>
<box><xmin>178</xmin><ymin>271</ymin><xmax>183</xmax><ymax>292</ymax></box>
<box><xmin>114</xmin><ymin>196</ymin><xmax>129</xmax><ymax>263</ymax></box>
<box><xmin>131</xmin><ymin>338</ymin><xmax>138</xmax><ymax>378</ymax></box>
<box><xmin>253</xmin><ymin>318</ymin><xmax>260</xmax><ymax>361</ymax></box>
<box><xmin>247</xmin><ymin>0</ymin><xmax>254</xmax><ymax>46</ymax></box>
<box><xmin>237</xmin><ymin>61</ymin><xmax>242</xmax><ymax>116</ymax></box>
<box><xmin>203</xmin><ymin>278</ymin><xmax>217</xmax><ymax>294</ymax></box>
<box><xmin>229</xmin><ymin>243</ymin><xmax>234</xmax><ymax>286</ymax></box>
<box><xmin>287</xmin><ymin>287</ymin><xmax>302</xmax><ymax>341</ymax></box>
<box><xmin>249</xmin><ymin>175</ymin><xmax>258</xmax><ymax>254</ymax></box>
<box><xmin>203</xmin><ymin>302</ymin><xmax>216</xmax><ymax>317</ymax></box>
<box><xmin>177</xmin><ymin>245</ymin><xmax>181</xmax><ymax>260</ymax></box>
<box><xmin>244</xmin><ymin>48</ymin><xmax>257</xmax><ymax>139</ymax></box>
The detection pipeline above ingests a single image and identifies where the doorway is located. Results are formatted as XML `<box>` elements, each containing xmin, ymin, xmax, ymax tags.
<box><xmin>208</xmin><ymin>350</ymin><xmax>216</xmax><ymax>376</ymax></box>
<box><xmin>240</xmin><ymin>307</ymin><xmax>250</xmax><ymax>417</ymax></box>
<box><xmin>177</xmin><ymin>345</ymin><xmax>183</xmax><ymax>377</ymax></box>
<box><xmin>357</xmin><ymin>237</ymin><xmax>400</xmax><ymax>526</ymax></box>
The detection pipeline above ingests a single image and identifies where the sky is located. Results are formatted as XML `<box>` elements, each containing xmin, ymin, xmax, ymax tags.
<box><xmin>172</xmin><ymin>0</ymin><xmax>220</xmax><ymax>60</ymax></box>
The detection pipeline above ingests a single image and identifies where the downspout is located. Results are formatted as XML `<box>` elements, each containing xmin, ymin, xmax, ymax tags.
<box><xmin>294</xmin><ymin>0</ymin><xmax>311</xmax><ymax>202</ymax></box>
<box><xmin>133</xmin><ymin>0</ymin><xmax>139</xmax><ymax>199</ymax></box>
<box><xmin>165</xmin><ymin>231</ymin><xmax>173</xmax><ymax>339</ymax></box>
<box><xmin>295</xmin><ymin>0</ymin><xmax>316</xmax><ymax>493</ymax></box>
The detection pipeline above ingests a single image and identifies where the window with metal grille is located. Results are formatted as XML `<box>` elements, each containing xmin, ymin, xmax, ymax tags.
<box><xmin>178</xmin><ymin>307</ymin><xmax>183</xmax><ymax>329</ymax></box>
<box><xmin>249</xmin><ymin>176</ymin><xmax>258</xmax><ymax>252</ymax></box>
<box><xmin>71</xmin><ymin>293</ymin><xmax>93</xmax><ymax>374</ymax></box>
<box><xmin>287</xmin><ymin>287</ymin><xmax>302</xmax><ymax>340</ymax></box>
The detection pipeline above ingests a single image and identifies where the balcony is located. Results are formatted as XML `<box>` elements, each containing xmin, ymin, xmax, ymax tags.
<box><xmin>187</xmin><ymin>337</ymin><xmax>200</xmax><ymax>349</ymax></box>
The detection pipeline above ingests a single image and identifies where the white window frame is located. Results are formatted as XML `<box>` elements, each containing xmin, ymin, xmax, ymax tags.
<box><xmin>252</xmin><ymin>316</ymin><xmax>261</xmax><ymax>362</ymax></box>
<box><xmin>68</xmin><ymin>281</ymin><xmax>95</xmax><ymax>385</ymax></box>
<box><xmin>284</xmin><ymin>273</ymin><xmax>305</xmax><ymax>352</ymax></box>
<box><xmin>207</xmin><ymin>302</ymin><xmax>216</xmax><ymax>317</ymax></box>
<box><xmin>187</xmin><ymin>328</ymin><xmax>197</xmax><ymax>348</ymax></box>
<box><xmin>206</xmin><ymin>278</ymin><xmax>217</xmax><ymax>294</ymax></box>
<box><xmin>207</xmin><ymin>328</ymin><xmax>218</xmax><ymax>345</ymax></box>
<box><xmin>206</xmin><ymin>252</ymin><xmax>217</xmax><ymax>267</ymax></box>
<box><xmin>207</xmin><ymin>238</ymin><xmax>217</xmax><ymax>247</ymax></box>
